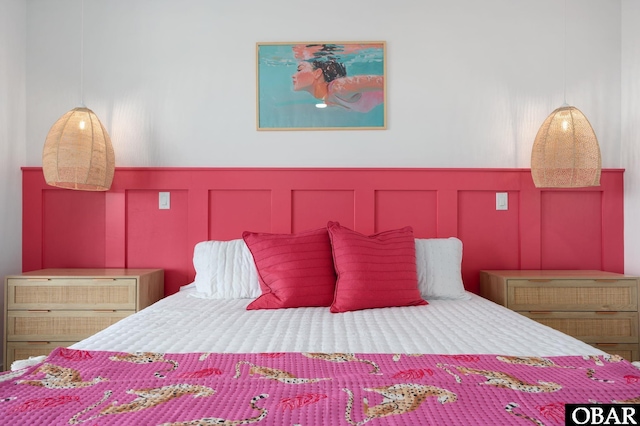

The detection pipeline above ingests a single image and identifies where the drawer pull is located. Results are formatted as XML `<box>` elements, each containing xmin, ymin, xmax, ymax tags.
<box><xmin>529</xmin><ymin>311</ymin><xmax>552</xmax><ymax>315</ymax></box>
<box><xmin>595</xmin><ymin>343</ymin><xmax>618</xmax><ymax>347</ymax></box>
<box><xmin>26</xmin><ymin>279</ymin><xmax>51</xmax><ymax>282</ymax></box>
<box><xmin>594</xmin><ymin>279</ymin><xmax>619</xmax><ymax>283</ymax></box>
<box><xmin>595</xmin><ymin>311</ymin><xmax>618</xmax><ymax>315</ymax></box>
<box><xmin>27</xmin><ymin>310</ymin><xmax>51</xmax><ymax>313</ymax></box>
<box><xmin>94</xmin><ymin>310</ymin><xmax>116</xmax><ymax>313</ymax></box>
<box><xmin>93</xmin><ymin>279</ymin><xmax>117</xmax><ymax>282</ymax></box>
<box><xmin>27</xmin><ymin>341</ymin><xmax>51</xmax><ymax>345</ymax></box>
<box><xmin>528</xmin><ymin>279</ymin><xmax>552</xmax><ymax>283</ymax></box>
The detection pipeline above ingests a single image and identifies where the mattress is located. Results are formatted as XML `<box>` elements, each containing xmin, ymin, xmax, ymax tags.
<box><xmin>72</xmin><ymin>286</ymin><xmax>605</xmax><ymax>357</ymax></box>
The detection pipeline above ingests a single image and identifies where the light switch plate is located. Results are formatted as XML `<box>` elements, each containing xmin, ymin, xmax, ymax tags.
<box><xmin>159</xmin><ymin>192</ymin><xmax>170</xmax><ymax>209</ymax></box>
<box><xmin>496</xmin><ymin>192</ymin><xmax>508</xmax><ymax>210</ymax></box>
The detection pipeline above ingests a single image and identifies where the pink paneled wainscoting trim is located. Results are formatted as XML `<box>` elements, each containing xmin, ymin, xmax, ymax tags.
<box><xmin>22</xmin><ymin>168</ymin><xmax>624</xmax><ymax>296</ymax></box>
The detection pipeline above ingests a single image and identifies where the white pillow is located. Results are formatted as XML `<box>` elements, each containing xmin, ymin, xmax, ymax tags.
<box><xmin>415</xmin><ymin>237</ymin><xmax>470</xmax><ymax>300</ymax></box>
<box><xmin>192</xmin><ymin>239</ymin><xmax>261</xmax><ymax>299</ymax></box>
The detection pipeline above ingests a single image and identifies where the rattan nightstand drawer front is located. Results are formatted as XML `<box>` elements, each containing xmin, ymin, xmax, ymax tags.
<box><xmin>521</xmin><ymin>311</ymin><xmax>638</xmax><ymax>343</ymax></box>
<box><xmin>480</xmin><ymin>270</ymin><xmax>640</xmax><ymax>362</ymax></box>
<box><xmin>507</xmin><ymin>279</ymin><xmax>637</xmax><ymax>312</ymax></box>
<box><xmin>3</xmin><ymin>269</ymin><xmax>164</xmax><ymax>371</ymax></box>
<box><xmin>7</xmin><ymin>310</ymin><xmax>130</xmax><ymax>342</ymax></box>
<box><xmin>7</xmin><ymin>278</ymin><xmax>137</xmax><ymax>310</ymax></box>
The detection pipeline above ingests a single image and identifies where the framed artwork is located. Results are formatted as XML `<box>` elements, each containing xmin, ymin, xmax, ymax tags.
<box><xmin>256</xmin><ymin>41</ymin><xmax>386</xmax><ymax>130</ymax></box>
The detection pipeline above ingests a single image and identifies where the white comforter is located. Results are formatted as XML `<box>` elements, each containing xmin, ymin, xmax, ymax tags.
<box><xmin>72</xmin><ymin>287</ymin><xmax>604</xmax><ymax>357</ymax></box>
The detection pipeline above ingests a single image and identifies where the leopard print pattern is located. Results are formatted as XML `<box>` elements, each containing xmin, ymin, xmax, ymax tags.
<box><xmin>16</xmin><ymin>363</ymin><xmax>107</xmax><ymax>389</ymax></box>
<box><xmin>604</xmin><ymin>354</ymin><xmax>624</xmax><ymax>363</ymax></box>
<box><xmin>302</xmin><ymin>353</ymin><xmax>381</xmax><ymax>375</ymax></box>
<box><xmin>109</xmin><ymin>352</ymin><xmax>178</xmax><ymax>378</ymax></box>
<box><xmin>342</xmin><ymin>383</ymin><xmax>457</xmax><ymax>426</ymax></box>
<box><xmin>436</xmin><ymin>363</ymin><xmax>462</xmax><ymax>383</ymax></box>
<box><xmin>233</xmin><ymin>361</ymin><xmax>330</xmax><ymax>384</ymax></box>
<box><xmin>582</xmin><ymin>354</ymin><xmax>624</xmax><ymax>366</ymax></box>
<box><xmin>505</xmin><ymin>402</ymin><xmax>544</xmax><ymax>426</ymax></box>
<box><xmin>583</xmin><ymin>355</ymin><xmax>605</xmax><ymax>366</ymax></box>
<box><xmin>392</xmin><ymin>354</ymin><xmax>422</xmax><ymax>362</ymax></box>
<box><xmin>159</xmin><ymin>394</ymin><xmax>269</xmax><ymax>425</ymax></box>
<box><xmin>455</xmin><ymin>366</ymin><xmax>562</xmax><ymax>393</ymax></box>
<box><xmin>69</xmin><ymin>384</ymin><xmax>215</xmax><ymax>424</ymax></box>
<box><xmin>586</xmin><ymin>368</ymin><xmax>615</xmax><ymax>383</ymax></box>
<box><xmin>497</xmin><ymin>355</ymin><xmax>573</xmax><ymax>368</ymax></box>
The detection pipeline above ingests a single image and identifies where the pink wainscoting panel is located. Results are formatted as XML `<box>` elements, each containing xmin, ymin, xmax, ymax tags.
<box><xmin>291</xmin><ymin>190</ymin><xmax>355</xmax><ymax>232</ymax></box>
<box><xmin>374</xmin><ymin>190</ymin><xmax>438</xmax><ymax>237</ymax></box>
<box><xmin>541</xmin><ymin>191</ymin><xmax>603</xmax><ymax>270</ymax></box>
<box><xmin>42</xmin><ymin>189</ymin><xmax>105</xmax><ymax>268</ymax></box>
<box><xmin>22</xmin><ymin>168</ymin><xmax>625</xmax><ymax>295</ymax></box>
<box><xmin>209</xmin><ymin>190</ymin><xmax>272</xmax><ymax>239</ymax></box>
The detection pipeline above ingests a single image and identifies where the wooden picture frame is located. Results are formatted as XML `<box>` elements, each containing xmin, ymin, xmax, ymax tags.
<box><xmin>256</xmin><ymin>41</ymin><xmax>386</xmax><ymax>130</ymax></box>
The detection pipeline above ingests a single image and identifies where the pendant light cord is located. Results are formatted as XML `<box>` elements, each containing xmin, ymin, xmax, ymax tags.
<box><xmin>80</xmin><ymin>0</ymin><xmax>85</xmax><ymax>107</ymax></box>
<box><xmin>563</xmin><ymin>0</ymin><xmax>567</xmax><ymax>106</ymax></box>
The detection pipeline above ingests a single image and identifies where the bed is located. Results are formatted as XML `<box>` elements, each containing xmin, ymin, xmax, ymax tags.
<box><xmin>2</xmin><ymin>223</ymin><xmax>639</xmax><ymax>425</ymax></box>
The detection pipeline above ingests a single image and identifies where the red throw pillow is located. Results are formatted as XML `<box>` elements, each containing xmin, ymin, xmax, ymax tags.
<box><xmin>327</xmin><ymin>221</ymin><xmax>427</xmax><ymax>313</ymax></box>
<box><xmin>243</xmin><ymin>228</ymin><xmax>336</xmax><ymax>309</ymax></box>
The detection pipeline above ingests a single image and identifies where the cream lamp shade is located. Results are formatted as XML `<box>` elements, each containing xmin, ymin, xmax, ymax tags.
<box><xmin>531</xmin><ymin>105</ymin><xmax>601</xmax><ymax>188</ymax></box>
<box><xmin>42</xmin><ymin>107</ymin><xmax>115</xmax><ymax>191</ymax></box>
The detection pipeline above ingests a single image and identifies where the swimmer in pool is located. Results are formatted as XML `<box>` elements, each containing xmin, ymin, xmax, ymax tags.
<box><xmin>291</xmin><ymin>47</ymin><xmax>383</xmax><ymax>113</ymax></box>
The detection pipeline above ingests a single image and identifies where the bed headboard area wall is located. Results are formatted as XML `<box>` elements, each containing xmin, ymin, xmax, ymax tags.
<box><xmin>22</xmin><ymin>167</ymin><xmax>624</xmax><ymax>296</ymax></box>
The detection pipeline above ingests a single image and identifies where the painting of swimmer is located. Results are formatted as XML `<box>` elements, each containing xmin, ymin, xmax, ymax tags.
<box><xmin>257</xmin><ymin>42</ymin><xmax>386</xmax><ymax>130</ymax></box>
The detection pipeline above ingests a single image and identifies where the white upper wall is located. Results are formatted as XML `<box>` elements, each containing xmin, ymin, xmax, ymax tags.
<box><xmin>25</xmin><ymin>0</ymin><xmax>622</xmax><ymax>168</ymax></box>
<box><xmin>622</xmin><ymin>0</ymin><xmax>640</xmax><ymax>276</ymax></box>
<box><xmin>0</xmin><ymin>0</ymin><xmax>27</xmax><ymax>369</ymax></box>
<box><xmin>0</xmin><ymin>2</ymin><xmax>26</xmax><ymax>276</ymax></box>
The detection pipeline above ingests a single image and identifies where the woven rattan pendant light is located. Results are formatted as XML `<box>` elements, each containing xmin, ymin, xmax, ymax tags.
<box><xmin>42</xmin><ymin>0</ymin><xmax>115</xmax><ymax>191</ymax></box>
<box><xmin>530</xmin><ymin>0</ymin><xmax>601</xmax><ymax>188</ymax></box>
<box><xmin>531</xmin><ymin>105</ymin><xmax>601</xmax><ymax>187</ymax></box>
<box><xmin>43</xmin><ymin>107</ymin><xmax>114</xmax><ymax>190</ymax></box>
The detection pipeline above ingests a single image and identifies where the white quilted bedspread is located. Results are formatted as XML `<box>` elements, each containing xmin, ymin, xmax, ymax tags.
<box><xmin>72</xmin><ymin>287</ymin><xmax>604</xmax><ymax>357</ymax></box>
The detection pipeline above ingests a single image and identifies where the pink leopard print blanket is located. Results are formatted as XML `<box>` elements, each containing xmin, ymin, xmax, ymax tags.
<box><xmin>0</xmin><ymin>347</ymin><xmax>638</xmax><ymax>425</ymax></box>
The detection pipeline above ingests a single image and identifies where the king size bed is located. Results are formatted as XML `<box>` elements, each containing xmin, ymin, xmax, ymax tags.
<box><xmin>2</xmin><ymin>222</ymin><xmax>638</xmax><ymax>425</ymax></box>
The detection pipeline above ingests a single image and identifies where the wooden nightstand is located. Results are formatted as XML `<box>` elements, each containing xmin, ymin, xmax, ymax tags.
<box><xmin>3</xmin><ymin>268</ymin><xmax>164</xmax><ymax>370</ymax></box>
<box><xmin>480</xmin><ymin>270</ymin><xmax>640</xmax><ymax>361</ymax></box>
